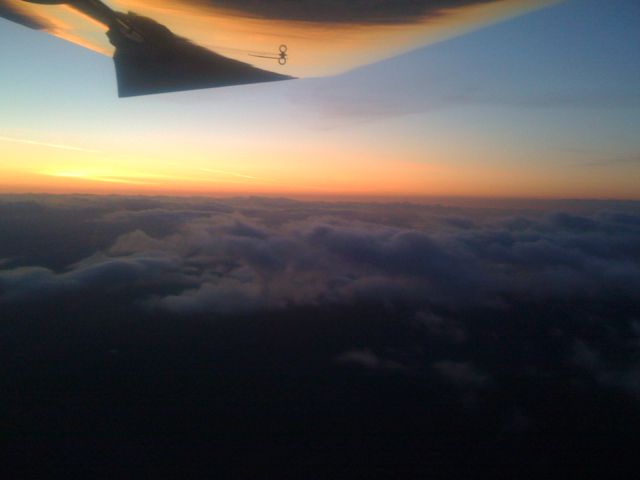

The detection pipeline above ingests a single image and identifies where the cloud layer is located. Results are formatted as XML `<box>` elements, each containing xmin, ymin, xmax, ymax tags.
<box><xmin>2</xmin><ymin>195</ymin><xmax>639</xmax><ymax>314</ymax></box>
<box><xmin>3</xmin><ymin>194</ymin><xmax>640</xmax><ymax>476</ymax></box>
<box><xmin>1</xmin><ymin>195</ymin><xmax>640</xmax><ymax>399</ymax></box>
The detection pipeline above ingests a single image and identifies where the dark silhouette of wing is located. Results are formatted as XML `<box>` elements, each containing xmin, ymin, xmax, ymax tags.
<box><xmin>106</xmin><ymin>12</ymin><xmax>293</xmax><ymax>97</ymax></box>
<box><xmin>0</xmin><ymin>0</ymin><xmax>294</xmax><ymax>97</ymax></box>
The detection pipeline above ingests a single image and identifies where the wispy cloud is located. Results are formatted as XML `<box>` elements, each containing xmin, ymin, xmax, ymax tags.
<box><xmin>0</xmin><ymin>135</ymin><xmax>103</xmax><ymax>154</ymax></box>
<box><xmin>42</xmin><ymin>171</ymin><xmax>160</xmax><ymax>186</ymax></box>
<box><xmin>39</xmin><ymin>167</ymin><xmax>273</xmax><ymax>188</ymax></box>
<box><xmin>583</xmin><ymin>155</ymin><xmax>640</xmax><ymax>168</ymax></box>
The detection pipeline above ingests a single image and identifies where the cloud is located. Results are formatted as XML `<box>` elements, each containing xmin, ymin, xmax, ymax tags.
<box><xmin>3</xmin><ymin>190</ymin><xmax>640</xmax><ymax>480</ymax></box>
<box><xmin>1</xmin><ymin>195</ymin><xmax>639</xmax><ymax>313</ymax></box>
<box><xmin>572</xmin><ymin>339</ymin><xmax>640</xmax><ymax>396</ymax></box>
<box><xmin>293</xmin><ymin>77</ymin><xmax>640</xmax><ymax>128</ymax></box>
<box><xmin>336</xmin><ymin>349</ymin><xmax>404</xmax><ymax>371</ymax></box>
<box><xmin>109</xmin><ymin>229</ymin><xmax>175</xmax><ymax>255</ymax></box>
<box><xmin>3</xmin><ymin>194</ymin><xmax>639</xmax><ymax>409</ymax></box>
<box><xmin>0</xmin><ymin>251</ymin><xmax>183</xmax><ymax>302</ymax></box>
<box><xmin>433</xmin><ymin>361</ymin><xmax>489</xmax><ymax>387</ymax></box>
<box><xmin>583</xmin><ymin>155</ymin><xmax>640</xmax><ymax>168</ymax></box>
<box><xmin>148</xmin><ymin>267</ymin><xmax>268</xmax><ymax>314</ymax></box>
<box><xmin>415</xmin><ymin>310</ymin><xmax>467</xmax><ymax>344</ymax></box>
<box><xmin>0</xmin><ymin>135</ymin><xmax>103</xmax><ymax>154</ymax></box>
<box><xmin>3</xmin><ymin>193</ymin><xmax>640</xmax><ymax>458</ymax></box>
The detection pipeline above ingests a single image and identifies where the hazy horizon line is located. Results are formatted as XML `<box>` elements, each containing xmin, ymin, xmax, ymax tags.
<box><xmin>1</xmin><ymin>191</ymin><xmax>639</xmax><ymax>207</ymax></box>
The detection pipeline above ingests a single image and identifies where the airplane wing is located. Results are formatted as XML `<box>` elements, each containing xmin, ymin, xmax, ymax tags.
<box><xmin>107</xmin><ymin>11</ymin><xmax>293</xmax><ymax>97</ymax></box>
<box><xmin>0</xmin><ymin>0</ymin><xmax>293</xmax><ymax>97</ymax></box>
<box><xmin>0</xmin><ymin>0</ymin><xmax>560</xmax><ymax>97</ymax></box>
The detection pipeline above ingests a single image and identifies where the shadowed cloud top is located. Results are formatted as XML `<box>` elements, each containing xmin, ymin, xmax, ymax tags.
<box><xmin>2</xmin><ymin>195</ymin><xmax>639</xmax><ymax>313</ymax></box>
<box><xmin>2</xmin><ymin>194</ymin><xmax>640</xmax><ymax>475</ymax></box>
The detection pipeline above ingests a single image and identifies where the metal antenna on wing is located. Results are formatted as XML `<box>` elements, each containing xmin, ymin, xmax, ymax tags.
<box><xmin>249</xmin><ymin>45</ymin><xmax>288</xmax><ymax>65</ymax></box>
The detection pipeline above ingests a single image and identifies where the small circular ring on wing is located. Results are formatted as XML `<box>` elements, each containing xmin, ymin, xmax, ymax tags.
<box><xmin>278</xmin><ymin>44</ymin><xmax>288</xmax><ymax>65</ymax></box>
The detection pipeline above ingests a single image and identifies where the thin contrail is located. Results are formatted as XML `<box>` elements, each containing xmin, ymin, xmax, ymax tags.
<box><xmin>43</xmin><ymin>172</ymin><xmax>160</xmax><ymax>186</ymax></box>
<box><xmin>0</xmin><ymin>135</ymin><xmax>103</xmax><ymax>154</ymax></box>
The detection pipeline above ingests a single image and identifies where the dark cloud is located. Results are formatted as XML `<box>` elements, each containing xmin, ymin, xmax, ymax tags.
<box><xmin>206</xmin><ymin>0</ymin><xmax>500</xmax><ymax>24</ymax></box>
<box><xmin>1</xmin><ymin>195</ymin><xmax>640</xmax><ymax>397</ymax></box>
<box><xmin>2</xmin><ymin>195</ymin><xmax>639</xmax><ymax>311</ymax></box>
<box><xmin>584</xmin><ymin>155</ymin><xmax>640</xmax><ymax>167</ymax></box>
<box><xmin>336</xmin><ymin>348</ymin><xmax>404</xmax><ymax>371</ymax></box>
<box><xmin>572</xmin><ymin>339</ymin><xmax>640</xmax><ymax>396</ymax></box>
<box><xmin>150</xmin><ymin>272</ymin><xmax>267</xmax><ymax>314</ymax></box>
<box><xmin>3</xmin><ymin>194</ymin><xmax>640</xmax><ymax>476</ymax></box>
<box><xmin>415</xmin><ymin>310</ymin><xmax>467</xmax><ymax>343</ymax></box>
<box><xmin>0</xmin><ymin>252</ymin><xmax>183</xmax><ymax>302</ymax></box>
<box><xmin>432</xmin><ymin>360</ymin><xmax>489</xmax><ymax>387</ymax></box>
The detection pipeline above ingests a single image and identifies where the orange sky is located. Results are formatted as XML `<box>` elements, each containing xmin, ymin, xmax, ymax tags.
<box><xmin>2</xmin><ymin>133</ymin><xmax>638</xmax><ymax>200</ymax></box>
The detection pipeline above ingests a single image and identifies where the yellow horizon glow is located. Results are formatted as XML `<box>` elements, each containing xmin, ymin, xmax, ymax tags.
<box><xmin>2</xmin><ymin>135</ymin><xmax>639</xmax><ymax>200</ymax></box>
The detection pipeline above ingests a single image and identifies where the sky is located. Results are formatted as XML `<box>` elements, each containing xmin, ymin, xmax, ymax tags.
<box><xmin>0</xmin><ymin>0</ymin><xmax>639</xmax><ymax>199</ymax></box>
